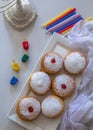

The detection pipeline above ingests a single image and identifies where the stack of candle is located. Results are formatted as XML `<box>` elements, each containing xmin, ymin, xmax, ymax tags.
<box><xmin>42</xmin><ymin>8</ymin><xmax>83</xmax><ymax>35</ymax></box>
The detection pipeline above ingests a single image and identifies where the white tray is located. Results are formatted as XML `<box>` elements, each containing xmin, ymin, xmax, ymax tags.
<box><xmin>7</xmin><ymin>33</ymin><xmax>82</xmax><ymax>130</ymax></box>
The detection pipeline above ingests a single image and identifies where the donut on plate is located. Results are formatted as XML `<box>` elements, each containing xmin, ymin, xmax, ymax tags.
<box><xmin>16</xmin><ymin>96</ymin><xmax>40</xmax><ymax>121</ymax></box>
<box><xmin>64</xmin><ymin>51</ymin><xmax>87</xmax><ymax>74</ymax></box>
<box><xmin>41</xmin><ymin>95</ymin><xmax>65</xmax><ymax>118</ymax></box>
<box><xmin>41</xmin><ymin>52</ymin><xmax>63</xmax><ymax>74</ymax></box>
<box><xmin>29</xmin><ymin>71</ymin><xmax>51</xmax><ymax>95</ymax></box>
<box><xmin>52</xmin><ymin>74</ymin><xmax>75</xmax><ymax>98</ymax></box>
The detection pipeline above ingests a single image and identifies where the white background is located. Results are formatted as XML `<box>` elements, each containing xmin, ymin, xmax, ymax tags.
<box><xmin>0</xmin><ymin>0</ymin><xmax>93</xmax><ymax>130</ymax></box>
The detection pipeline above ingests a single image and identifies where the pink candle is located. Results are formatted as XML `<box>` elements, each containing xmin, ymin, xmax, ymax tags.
<box><xmin>47</xmin><ymin>14</ymin><xmax>81</xmax><ymax>32</ymax></box>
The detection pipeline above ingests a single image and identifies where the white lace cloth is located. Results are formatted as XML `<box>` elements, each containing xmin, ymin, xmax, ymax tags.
<box><xmin>57</xmin><ymin>20</ymin><xmax>93</xmax><ymax>130</ymax></box>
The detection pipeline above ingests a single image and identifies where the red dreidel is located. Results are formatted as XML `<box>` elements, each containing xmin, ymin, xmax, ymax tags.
<box><xmin>22</xmin><ymin>40</ymin><xmax>29</xmax><ymax>50</ymax></box>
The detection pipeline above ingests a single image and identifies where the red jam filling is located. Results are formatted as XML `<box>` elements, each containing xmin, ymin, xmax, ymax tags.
<box><xmin>61</xmin><ymin>84</ymin><xmax>67</xmax><ymax>89</ymax></box>
<box><xmin>51</xmin><ymin>58</ymin><xmax>56</xmax><ymax>63</ymax></box>
<box><xmin>28</xmin><ymin>106</ymin><xmax>34</xmax><ymax>112</ymax></box>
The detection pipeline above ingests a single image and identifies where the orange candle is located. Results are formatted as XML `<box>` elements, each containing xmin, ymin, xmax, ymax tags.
<box><xmin>42</xmin><ymin>8</ymin><xmax>76</xmax><ymax>28</ymax></box>
<box><xmin>58</xmin><ymin>24</ymin><xmax>74</xmax><ymax>34</ymax></box>
<box><xmin>61</xmin><ymin>28</ymin><xmax>72</xmax><ymax>35</ymax></box>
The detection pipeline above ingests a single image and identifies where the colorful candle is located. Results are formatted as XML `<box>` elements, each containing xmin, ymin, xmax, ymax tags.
<box><xmin>42</xmin><ymin>8</ymin><xmax>76</xmax><ymax>28</ymax></box>
<box><xmin>58</xmin><ymin>23</ymin><xmax>76</xmax><ymax>34</ymax></box>
<box><xmin>46</xmin><ymin>11</ymin><xmax>76</xmax><ymax>30</ymax></box>
<box><xmin>47</xmin><ymin>14</ymin><xmax>81</xmax><ymax>32</ymax></box>
<box><xmin>85</xmin><ymin>17</ymin><xmax>93</xmax><ymax>21</ymax></box>
<box><xmin>61</xmin><ymin>28</ymin><xmax>72</xmax><ymax>35</ymax></box>
<box><xmin>52</xmin><ymin>16</ymin><xmax>83</xmax><ymax>33</ymax></box>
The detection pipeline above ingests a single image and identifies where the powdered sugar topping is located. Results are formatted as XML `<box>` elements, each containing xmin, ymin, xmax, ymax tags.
<box><xmin>19</xmin><ymin>97</ymin><xmax>40</xmax><ymax>120</ymax></box>
<box><xmin>54</xmin><ymin>74</ymin><xmax>75</xmax><ymax>97</ymax></box>
<box><xmin>64</xmin><ymin>52</ymin><xmax>86</xmax><ymax>74</ymax></box>
<box><xmin>30</xmin><ymin>72</ymin><xmax>51</xmax><ymax>94</ymax></box>
<box><xmin>41</xmin><ymin>97</ymin><xmax>63</xmax><ymax>117</ymax></box>
<box><xmin>44</xmin><ymin>52</ymin><xmax>63</xmax><ymax>72</ymax></box>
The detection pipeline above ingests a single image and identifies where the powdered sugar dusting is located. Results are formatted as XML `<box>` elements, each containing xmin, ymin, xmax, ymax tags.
<box><xmin>41</xmin><ymin>97</ymin><xmax>63</xmax><ymax>117</ymax></box>
<box><xmin>54</xmin><ymin>74</ymin><xmax>75</xmax><ymax>97</ymax></box>
<box><xmin>44</xmin><ymin>52</ymin><xmax>63</xmax><ymax>72</ymax></box>
<box><xmin>19</xmin><ymin>97</ymin><xmax>40</xmax><ymax>120</ymax></box>
<box><xmin>64</xmin><ymin>52</ymin><xmax>86</xmax><ymax>74</ymax></box>
<box><xmin>30</xmin><ymin>72</ymin><xmax>51</xmax><ymax>94</ymax></box>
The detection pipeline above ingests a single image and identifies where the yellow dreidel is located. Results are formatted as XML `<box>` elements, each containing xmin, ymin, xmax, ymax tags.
<box><xmin>11</xmin><ymin>60</ymin><xmax>20</xmax><ymax>72</ymax></box>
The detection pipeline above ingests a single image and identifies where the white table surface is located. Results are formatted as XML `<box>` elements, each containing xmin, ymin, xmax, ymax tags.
<box><xmin>0</xmin><ymin>0</ymin><xmax>93</xmax><ymax>130</ymax></box>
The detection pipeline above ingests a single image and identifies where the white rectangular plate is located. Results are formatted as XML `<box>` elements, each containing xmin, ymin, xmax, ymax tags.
<box><xmin>8</xmin><ymin>33</ymin><xmax>82</xmax><ymax>130</ymax></box>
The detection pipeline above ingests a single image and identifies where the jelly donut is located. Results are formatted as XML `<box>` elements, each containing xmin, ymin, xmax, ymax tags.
<box><xmin>41</xmin><ymin>52</ymin><xmax>63</xmax><ymax>74</ymax></box>
<box><xmin>16</xmin><ymin>97</ymin><xmax>40</xmax><ymax>121</ymax></box>
<box><xmin>52</xmin><ymin>74</ymin><xmax>75</xmax><ymax>98</ymax></box>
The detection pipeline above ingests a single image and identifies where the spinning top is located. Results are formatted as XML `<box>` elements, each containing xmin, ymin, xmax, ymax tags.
<box><xmin>11</xmin><ymin>60</ymin><xmax>20</xmax><ymax>72</ymax></box>
<box><xmin>22</xmin><ymin>40</ymin><xmax>29</xmax><ymax>50</ymax></box>
<box><xmin>21</xmin><ymin>54</ymin><xmax>29</xmax><ymax>62</ymax></box>
<box><xmin>10</xmin><ymin>76</ymin><xmax>19</xmax><ymax>85</ymax></box>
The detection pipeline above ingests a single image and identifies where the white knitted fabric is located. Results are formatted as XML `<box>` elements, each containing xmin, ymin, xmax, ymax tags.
<box><xmin>57</xmin><ymin>20</ymin><xmax>93</xmax><ymax>130</ymax></box>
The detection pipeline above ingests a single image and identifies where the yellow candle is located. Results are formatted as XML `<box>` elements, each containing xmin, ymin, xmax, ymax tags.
<box><xmin>85</xmin><ymin>17</ymin><xmax>93</xmax><ymax>21</ymax></box>
<box><xmin>61</xmin><ymin>28</ymin><xmax>72</xmax><ymax>35</ymax></box>
<box><xmin>42</xmin><ymin>8</ymin><xmax>76</xmax><ymax>28</ymax></box>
